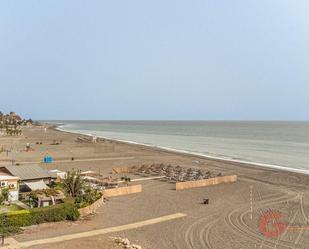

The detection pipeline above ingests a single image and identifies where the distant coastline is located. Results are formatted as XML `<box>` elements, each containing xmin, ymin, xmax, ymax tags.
<box><xmin>55</xmin><ymin>123</ymin><xmax>309</xmax><ymax>176</ymax></box>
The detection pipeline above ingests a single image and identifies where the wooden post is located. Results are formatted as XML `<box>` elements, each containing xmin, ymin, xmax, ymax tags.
<box><xmin>250</xmin><ymin>185</ymin><xmax>253</xmax><ymax>220</ymax></box>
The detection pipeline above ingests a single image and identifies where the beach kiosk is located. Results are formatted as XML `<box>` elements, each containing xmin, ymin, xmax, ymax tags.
<box><xmin>43</xmin><ymin>155</ymin><xmax>53</xmax><ymax>163</ymax></box>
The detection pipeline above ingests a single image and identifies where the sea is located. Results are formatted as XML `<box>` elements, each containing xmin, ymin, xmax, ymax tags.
<box><xmin>55</xmin><ymin>121</ymin><xmax>309</xmax><ymax>174</ymax></box>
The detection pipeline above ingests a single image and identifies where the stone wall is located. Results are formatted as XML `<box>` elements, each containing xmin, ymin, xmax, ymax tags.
<box><xmin>175</xmin><ymin>175</ymin><xmax>237</xmax><ymax>190</ymax></box>
<box><xmin>103</xmin><ymin>184</ymin><xmax>142</xmax><ymax>197</ymax></box>
<box><xmin>78</xmin><ymin>195</ymin><xmax>105</xmax><ymax>217</ymax></box>
<box><xmin>78</xmin><ymin>185</ymin><xmax>142</xmax><ymax>216</ymax></box>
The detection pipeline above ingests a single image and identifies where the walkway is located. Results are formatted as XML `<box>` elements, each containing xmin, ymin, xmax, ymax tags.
<box><xmin>16</xmin><ymin>156</ymin><xmax>136</xmax><ymax>165</ymax></box>
<box><xmin>4</xmin><ymin>213</ymin><xmax>187</xmax><ymax>248</ymax></box>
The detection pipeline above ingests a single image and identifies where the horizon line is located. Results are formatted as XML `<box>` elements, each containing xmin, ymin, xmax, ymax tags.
<box><xmin>39</xmin><ymin>119</ymin><xmax>309</xmax><ymax>122</ymax></box>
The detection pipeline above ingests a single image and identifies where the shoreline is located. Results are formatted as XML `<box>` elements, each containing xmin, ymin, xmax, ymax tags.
<box><xmin>55</xmin><ymin>125</ymin><xmax>309</xmax><ymax>176</ymax></box>
<box><xmin>6</xmin><ymin>123</ymin><xmax>309</xmax><ymax>249</ymax></box>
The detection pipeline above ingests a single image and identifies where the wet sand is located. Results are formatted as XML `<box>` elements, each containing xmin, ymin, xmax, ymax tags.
<box><xmin>1</xmin><ymin>126</ymin><xmax>309</xmax><ymax>249</ymax></box>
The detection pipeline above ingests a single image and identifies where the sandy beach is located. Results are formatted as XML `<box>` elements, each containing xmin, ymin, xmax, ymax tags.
<box><xmin>1</xmin><ymin>125</ymin><xmax>309</xmax><ymax>249</ymax></box>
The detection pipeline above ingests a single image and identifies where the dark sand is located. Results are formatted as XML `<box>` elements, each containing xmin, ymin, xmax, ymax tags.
<box><xmin>1</xmin><ymin>126</ymin><xmax>309</xmax><ymax>249</ymax></box>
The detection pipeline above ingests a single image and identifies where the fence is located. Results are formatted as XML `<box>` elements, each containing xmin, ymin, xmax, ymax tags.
<box><xmin>175</xmin><ymin>175</ymin><xmax>237</xmax><ymax>190</ymax></box>
<box><xmin>112</xmin><ymin>167</ymin><xmax>131</xmax><ymax>174</ymax></box>
<box><xmin>102</xmin><ymin>184</ymin><xmax>142</xmax><ymax>197</ymax></box>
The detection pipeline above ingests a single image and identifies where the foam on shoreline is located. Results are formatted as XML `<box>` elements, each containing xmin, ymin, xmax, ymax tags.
<box><xmin>56</xmin><ymin>125</ymin><xmax>309</xmax><ymax>176</ymax></box>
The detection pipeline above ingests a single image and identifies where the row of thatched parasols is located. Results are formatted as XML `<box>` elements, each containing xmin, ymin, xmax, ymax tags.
<box><xmin>130</xmin><ymin>164</ymin><xmax>222</xmax><ymax>182</ymax></box>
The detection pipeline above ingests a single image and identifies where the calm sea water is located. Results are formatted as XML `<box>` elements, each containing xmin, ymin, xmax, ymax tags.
<box><xmin>56</xmin><ymin>121</ymin><xmax>309</xmax><ymax>172</ymax></box>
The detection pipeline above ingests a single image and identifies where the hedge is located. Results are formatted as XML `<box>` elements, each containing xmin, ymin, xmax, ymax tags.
<box><xmin>0</xmin><ymin>203</ymin><xmax>79</xmax><ymax>228</ymax></box>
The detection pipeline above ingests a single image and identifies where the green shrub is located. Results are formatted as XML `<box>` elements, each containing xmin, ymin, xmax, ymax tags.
<box><xmin>74</xmin><ymin>188</ymin><xmax>102</xmax><ymax>208</ymax></box>
<box><xmin>30</xmin><ymin>204</ymin><xmax>67</xmax><ymax>224</ymax></box>
<box><xmin>0</xmin><ymin>195</ymin><xmax>4</xmax><ymax>205</ymax></box>
<box><xmin>0</xmin><ymin>214</ymin><xmax>20</xmax><ymax>236</ymax></box>
<box><xmin>0</xmin><ymin>203</ymin><xmax>80</xmax><ymax>229</ymax></box>
<box><xmin>6</xmin><ymin>210</ymin><xmax>32</xmax><ymax>227</ymax></box>
<box><xmin>63</xmin><ymin>197</ymin><xmax>75</xmax><ymax>204</ymax></box>
<box><xmin>64</xmin><ymin>204</ymin><xmax>80</xmax><ymax>221</ymax></box>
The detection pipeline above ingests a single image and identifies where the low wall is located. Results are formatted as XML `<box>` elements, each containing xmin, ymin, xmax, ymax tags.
<box><xmin>78</xmin><ymin>185</ymin><xmax>142</xmax><ymax>216</ymax></box>
<box><xmin>103</xmin><ymin>184</ymin><xmax>142</xmax><ymax>197</ymax></box>
<box><xmin>78</xmin><ymin>195</ymin><xmax>105</xmax><ymax>217</ymax></box>
<box><xmin>112</xmin><ymin>167</ymin><xmax>131</xmax><ymax>174</ymax></box>
<box><xmin>175</xmin><ymin>175</ymin><xmax>237</xmax><ymax>190</ymax></box>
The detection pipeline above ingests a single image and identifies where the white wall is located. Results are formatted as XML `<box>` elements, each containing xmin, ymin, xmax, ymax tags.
<box><xmin>9</xmin><ymin>190</ymin><xmax>19</xmax><ymax>201</ymax></box>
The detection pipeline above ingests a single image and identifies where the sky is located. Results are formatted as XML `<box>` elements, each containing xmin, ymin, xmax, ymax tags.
<box><xmin>0</xmin><ymin>1</ymin><xmax>308</xmax><ymax>120</ymax></box>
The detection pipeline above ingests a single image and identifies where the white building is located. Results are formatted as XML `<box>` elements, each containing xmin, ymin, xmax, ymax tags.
<box><xmin>0</xmin><ymin>175</ymin><xmax>19</xmax><ymax>201</ymax></box>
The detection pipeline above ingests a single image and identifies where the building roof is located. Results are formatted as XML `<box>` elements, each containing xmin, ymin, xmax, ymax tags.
<box><xmin>0</xmin><ymin>170</ymin><xmax>11</xmax><ymax>176</ymax></box>
<box><xmin>24</xmin><ymin>180</ymin><xmax>49</xmax><ymax>190</ymax></box>
<box><xmin>2</xmin><ymin>164</ymin><xmax>55</xmax><ymax>181</ymax></box>
<box><xmin>0</xmin><ymin>175</ymin><xmax>19</xmax><ymax>181</ymax></box>
<box><xmin>49</xmin><ymin>169</ymin><xmax>67</xmax><ymax>179</ymax></box>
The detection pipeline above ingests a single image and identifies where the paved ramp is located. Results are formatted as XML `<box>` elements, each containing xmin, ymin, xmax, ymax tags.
<box><xmin>7</xmin><ymin>213</ymin><xmax>187</xmax><ymax>248</ymax></box>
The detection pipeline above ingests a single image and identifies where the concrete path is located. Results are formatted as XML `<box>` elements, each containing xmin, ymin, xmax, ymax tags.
<box><xmin>15</xmin><ymin>156</ymin><xmax>136</xmax><ymax>165</ymax></box>
<box><xmin>4</xmin><ymin>213</ymin><xmax>187</xmax><ymax>248</ymax></box>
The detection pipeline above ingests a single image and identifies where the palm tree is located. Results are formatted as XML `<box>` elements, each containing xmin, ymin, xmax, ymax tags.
<box><xmin>62</xmin><ymin>170</ymin><xmax>86</xmax><ymax>197</ymax></box>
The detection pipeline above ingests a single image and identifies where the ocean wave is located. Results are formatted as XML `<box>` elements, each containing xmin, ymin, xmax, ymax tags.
<box><xmin>56</xmin><ymin>125</ymin><xmax>309</xmax><ymax>175</ymax></box>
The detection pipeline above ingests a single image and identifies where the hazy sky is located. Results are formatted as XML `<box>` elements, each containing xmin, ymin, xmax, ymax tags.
<box><xmin>0</xmin><ymin>1</ymin><xmax>308</xmax><ymax>120</ymax></box>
